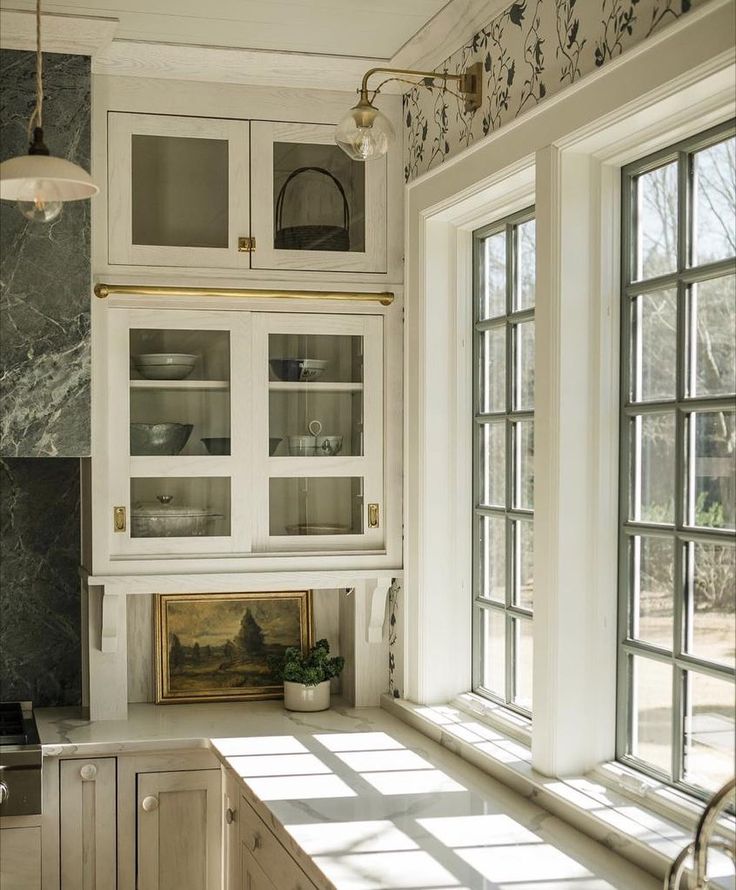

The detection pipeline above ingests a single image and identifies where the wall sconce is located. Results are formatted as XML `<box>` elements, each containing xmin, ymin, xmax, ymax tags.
<box><xmin>0</xmin><ymin>0</ymin><xmax>98</xmax><ymax>222</ymax></box>
<box><xmin>335</xmin><ymin>63</ymin><xmax>483</xmax><ymax>161</ymax></box>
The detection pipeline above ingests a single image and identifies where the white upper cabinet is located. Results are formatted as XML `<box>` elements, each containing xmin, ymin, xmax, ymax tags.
<box><xmin>93</xmin><ymin>302</ymin><xmax>397</xmax><ymax>574</ymax></box>
<box><xmin>250</xmin><ymin>120</ymin><xmax>386</xmax><ymax>273</ymax></box>
<box><xmin>108</xmin><ymin>113</ymin><xmax>250</xmax><ymax>269</ymax></box>
<box><xmin>107</xmin><ymin>113</ymin><xmax>387</xmax><ymax>275</ymax></box>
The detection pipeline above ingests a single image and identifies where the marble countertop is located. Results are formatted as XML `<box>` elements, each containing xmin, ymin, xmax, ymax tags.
<box><xmin>37</xmin><ymin>701</ymin><xmax>658</xmax><ymax>889</ymax></box>
<box><xmin>36</xmin><ymin>699</ymin><xmax>385</xmax><ymax>756</ymax></box>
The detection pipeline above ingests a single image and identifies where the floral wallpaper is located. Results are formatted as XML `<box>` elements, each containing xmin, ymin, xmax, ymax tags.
<box><xmin>388</xmin><ymin>580</ymin><xmax>403</xmax><ymax>698</ymax></box>
<box><xmin>403</xmin><ymin>0</ymin><xmax>707</xmax><ymax>181</ymax></box>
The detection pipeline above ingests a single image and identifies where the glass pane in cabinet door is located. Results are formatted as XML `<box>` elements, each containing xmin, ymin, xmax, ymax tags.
<box><xmin>273</xmin><ymin>143</ymin><xmax>365</xmax><ymax>252</ymax></box>
<box><xmin>130</xmin><ymin>330</ymin><xmax>231</xmax><ymax>456</ymax></box>
<box><xmin>269</xmin><ymin>477</ymin><xmax>364</xmax><ymax>536</ymax></box>
<box><xmin>132</xmin><ymin>135</ymin><xmax>229</xmax><ymax>248</ymax></box>
<box><xmin>269</xmin><ymin>333</ymin><xmax>363</xmax><ymax>457</ymax></box>
<box><xmin>130</xmin><ymin>478</ymin><xmax>230</xmax><ymax>538</ymax></box>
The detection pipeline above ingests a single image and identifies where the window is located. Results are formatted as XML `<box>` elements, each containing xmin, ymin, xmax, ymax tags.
<box><xmin>472</xmin><ymin>209</ymin><xmax>536</xmax><ymax>716</ymax></box>
<box><xmin>618</xmin><ymin>121</ymin><xmax>736</xmax><ymax>798</ymax></box>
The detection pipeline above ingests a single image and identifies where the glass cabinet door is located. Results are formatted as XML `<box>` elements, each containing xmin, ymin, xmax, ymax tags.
<box><xmin>250</xmin><ymin>122</ymin><xmax>387</xmax><ymax>273</ymax></box>
<box><xmin>108</xmin><ymin>113</ymin><xmax>250</xmax><ymax>269</ymax></box>
<box><xmin>252</xmin><ymin>312</ymin><xmax>384</xmax><ymax>552</ymax></box>
<box><xmin>108</xmin><ymin>308</ymin><xmax>250</xmax><ymax>557</ymax></box>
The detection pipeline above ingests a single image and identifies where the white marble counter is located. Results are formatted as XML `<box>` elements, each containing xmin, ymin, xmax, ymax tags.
<box><xmin>38</xmin><ymin>701</ymin><xmax>659</xmax><ymax>889</ymax></box>
<box><xmin>36</xmin><ymin>699</ymin><xmax>380</xmax><ymax>756</ymax></box>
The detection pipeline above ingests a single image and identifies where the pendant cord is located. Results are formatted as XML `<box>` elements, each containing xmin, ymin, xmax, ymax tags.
<box><xmin>27</xmin><ymin>0</ymin><xmax>43</xmax><ymax>139</ymax></box>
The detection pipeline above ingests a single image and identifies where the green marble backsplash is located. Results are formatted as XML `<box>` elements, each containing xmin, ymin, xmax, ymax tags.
<box><xmin>0</xmin><ymin>458</ymin><xmax>81</xmax><ymax>706</ymax></box>
<box><xmin>0</xmin><ymin>49</ymin><xmax>90</xmax><ymax>706</ymax></box>
<box><xmin>0</xmin><ymin>49</ymin><xmax>91</xmax><ymax>457</ymax></box>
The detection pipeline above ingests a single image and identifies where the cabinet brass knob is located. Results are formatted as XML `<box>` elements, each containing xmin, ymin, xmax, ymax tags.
<box><xmin>142</xmin><ymin>795</ymin><xmax>159</xmax><ymax>812</ymax></box>
<box><xmin>80</xmin><ymin>763</ymin><xmax>97</xmax><ymax>781</ymax></box>
<box><xmin>225</xmin><ymin>807</ymin><xmax>235</xmax><ymax>824</ymax></box>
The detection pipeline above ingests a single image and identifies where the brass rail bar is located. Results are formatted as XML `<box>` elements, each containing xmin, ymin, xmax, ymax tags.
<box><xmin>94</xmin><ymin>283</ymin><xmax>394</xmax><ymax>306</ymax></box>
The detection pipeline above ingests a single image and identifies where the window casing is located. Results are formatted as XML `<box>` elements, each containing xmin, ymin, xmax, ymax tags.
<box><xmin>618</xmin><ymin>120</ymin><xmax>736</xmax><ymax>800</ymax></box>
<box><xmin>472</xmin><ymin>208</ymin><xmax>535</xmax><ymax>717</ymax></box>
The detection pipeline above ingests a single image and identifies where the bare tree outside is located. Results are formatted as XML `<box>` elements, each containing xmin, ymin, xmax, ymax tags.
<box><xmin>623</xmin><ymin>127</ymin><xmax>735</xmax><ymax>796</ymax></box>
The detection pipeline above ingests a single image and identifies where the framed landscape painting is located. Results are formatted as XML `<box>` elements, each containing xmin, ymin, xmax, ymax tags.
<box><xmin>154</xmin><ymin>591</ymin><xmax>312</xmax><ymax>703</ymax></box>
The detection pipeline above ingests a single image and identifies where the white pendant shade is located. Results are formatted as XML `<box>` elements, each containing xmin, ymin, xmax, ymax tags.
<box><xmin>0</xmin><ymin>153</ymin><xmax>99</xmax><ymax>201</ymax></box>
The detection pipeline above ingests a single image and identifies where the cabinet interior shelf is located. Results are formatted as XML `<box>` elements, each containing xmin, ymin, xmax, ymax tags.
<box><xmin>130</xmin><ymin>379</ymin><xmax>230</xmax><ymax>391</ymax></box>
<box><xmin>268</xmin><ymin>382</ymin><xmax>363</xmax><ymax>392</ymax></box>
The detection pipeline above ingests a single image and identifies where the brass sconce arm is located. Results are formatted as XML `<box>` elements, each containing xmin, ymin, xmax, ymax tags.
<box><xmin>358</xmin><ymin>63</ymin><xmax>483</xmax><ymax>113</ymax></box>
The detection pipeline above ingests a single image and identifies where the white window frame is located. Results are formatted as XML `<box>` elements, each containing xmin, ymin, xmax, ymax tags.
<box><xmin>402</xmin><ymin>0</ymin><xmax>735</xmax><ymax>784</ymax></box>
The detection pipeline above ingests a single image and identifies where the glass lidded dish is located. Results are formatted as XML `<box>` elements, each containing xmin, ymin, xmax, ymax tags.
<box><xmin>131</xmin><ymin>495</ymin><xmax>222</xmax><ymax>538</ymax></box>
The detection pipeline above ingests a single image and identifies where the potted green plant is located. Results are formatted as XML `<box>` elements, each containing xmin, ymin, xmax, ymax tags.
<box><xmin>269</xmin><ymin>639</ymin><xmax>344</xmax><ymax>712</ymax></box>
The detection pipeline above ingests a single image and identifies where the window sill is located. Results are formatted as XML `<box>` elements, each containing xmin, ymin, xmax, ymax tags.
<box><xmin>381</xmin><ymin>694</ymin><xmax>735</xmax><ymax>886</ymax></box>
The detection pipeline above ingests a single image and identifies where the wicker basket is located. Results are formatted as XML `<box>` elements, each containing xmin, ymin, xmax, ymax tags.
<box><xmin>274</xmin><ymin>166</ymin><xmax>350</xmax><ymax>251</ymax></box>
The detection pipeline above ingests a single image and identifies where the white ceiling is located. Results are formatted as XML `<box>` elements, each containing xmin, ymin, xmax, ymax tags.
<box><xmin>1</xmin><ymin>0</ymin><xmax>452</xmax><ymax>59</ymax></box>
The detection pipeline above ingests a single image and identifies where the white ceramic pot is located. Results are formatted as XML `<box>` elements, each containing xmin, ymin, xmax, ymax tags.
<box><xmin>283</xmin><ymin>680</ymin><xmax>331</xmax><ymax>712</ymax></box>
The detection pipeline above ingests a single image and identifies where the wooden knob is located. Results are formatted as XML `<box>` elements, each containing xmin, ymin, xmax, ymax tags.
<box><xmin>79</xmin><ymin>764</ymin><xmax>97</xmax><ymax>781</ymax></box>
<box><xmin>225</xmin><ymin>807</ymin><xmax>235</xmax><ymax>825</ymax></box>
<box><xmin>251</xmin><ymin>832</ymin><xmax>262</xmax><ymax>851</ymax></box>
<box><xmin>142</xmin><ymin>795</ymin><xmax>159</xmax><ymax>812</ymax></box>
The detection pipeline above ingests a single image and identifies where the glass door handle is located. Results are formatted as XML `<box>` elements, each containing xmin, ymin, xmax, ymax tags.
<box><xmin>368</xmin><ymin>503</ymin><xmax>380</xmax><ymax>529</ymax></box>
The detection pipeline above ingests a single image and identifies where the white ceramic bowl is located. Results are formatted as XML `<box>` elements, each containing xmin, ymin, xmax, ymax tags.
<box><xmin>133</xmin><ymin>353</ymin><xmax>198</xmax><ymax>381</ymax></box>
<box><xmin>298</xmin><ymin>359</ymin><xmax>328</xmax><ymax>382</ymax></box>
<box><xmin>316</xmin><ymin>435</ymin><xmax>343</xmax><ymax>456</ymax></box>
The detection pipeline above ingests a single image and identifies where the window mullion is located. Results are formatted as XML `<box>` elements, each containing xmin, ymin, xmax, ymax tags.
<box><xmin>671</xmin><ymin>149</ymin><xmax>690</xmax><ymax>785</ymax></box>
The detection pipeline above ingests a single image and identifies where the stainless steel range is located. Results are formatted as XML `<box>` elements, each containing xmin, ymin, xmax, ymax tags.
<box><xmin>0</xmin><ymin>701</ymin><xmax>42</xmax><ymax>816</ymax></box>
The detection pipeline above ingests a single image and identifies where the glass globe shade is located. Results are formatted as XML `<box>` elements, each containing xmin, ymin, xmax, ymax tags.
<box><xmin>15</xmin><ymin>178</ymin><xmax>64</xmax><ymax>222</ymax></box>
<box><xmin>335</xmin><ymin>99</ymin><xmax>395</xmax><ymax>161</ymax></box>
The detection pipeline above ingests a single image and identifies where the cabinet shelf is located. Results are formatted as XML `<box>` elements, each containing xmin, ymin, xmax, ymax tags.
<box><xmin>130</xmin><ymin>380</ymin><xmax>230</xmax><ymax>391</ymax></box>
<box><xmin>268</xmin><ymin>381</ymin><xmax>363</xmax><ymax>392</ymax></box>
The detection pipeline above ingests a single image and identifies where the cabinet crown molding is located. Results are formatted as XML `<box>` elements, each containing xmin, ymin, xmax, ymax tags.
<box><xmin>0</xmin><ymin>9</ymin><xmax>118</xmax><ymax>56</ymax></box>
<box><xmin>93</xmin><ymin>39</ymin><xmax>403</xmax><ymax>93</ymax></box>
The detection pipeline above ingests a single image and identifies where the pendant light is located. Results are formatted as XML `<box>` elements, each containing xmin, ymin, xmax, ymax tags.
<box><xmin>0</xmin><ymin>0</ymin><xmax>98</xmax><ymax>222</ymax></box>
<box><xmin>336</xmin><ymin>64</ymin><xmax>483</xmax><ymax>162</ymax></box>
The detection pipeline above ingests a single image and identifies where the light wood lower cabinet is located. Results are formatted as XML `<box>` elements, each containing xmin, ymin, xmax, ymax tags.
<box><xmin>60</xmin><ymin>758</ymin><xmax>116</xmax><ymax>890</ymax></box>
<box><xmin>223</xmin><ymin>769</ymin><xmax>241</xmax><ymax>890</ymax></box>
<box><xmin>137</xmin><ymin>769</ymin><xmax>221</xmax><ymax>890</ymax></box>
<box><xmin>0</xmin><ymin>826</ymin><xmax>41</xmax><ymax>890</ymax></box>
<box><xmin>240</xmin><ymin>844</ymin><xmax>277</xmax><ymax>890</ymax></box>
<box><xmin>237</xmin><ymin>793</ymin><xmax>317</xmax><ymax>890</ymax></box>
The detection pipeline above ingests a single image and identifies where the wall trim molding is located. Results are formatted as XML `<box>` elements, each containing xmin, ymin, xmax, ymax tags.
<box><xmin>0</xmin><ymin>9</ymin><xmax>117</xmax><ymax>56</ymax></box>
<box><xmin>390</xmin><ymin>0</ymin><xmax>510</xmax><ymax>71</ymax></box>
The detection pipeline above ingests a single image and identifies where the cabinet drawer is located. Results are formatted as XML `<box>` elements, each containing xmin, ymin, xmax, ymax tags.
<box><xmin>241</xmin><ymin>843</ymin><xmax>277</xmax><ymax>890</ymax></box>
<box><xmin>0</xmin><ymin>826</ymin><xmax>41</xmax><ymax>890</ymax></box>
<box><xmin>239</xmin><ymin>795</ymin><xmax>317</xmax><ymax>890</ymax></box>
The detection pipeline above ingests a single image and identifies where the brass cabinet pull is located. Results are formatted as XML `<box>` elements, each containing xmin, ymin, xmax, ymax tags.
<box><xmin>238</xmin><ymin>236</ymin><xmax>256</xmax><ymax>252</ymax></box>
<box><xmin>113</xmin><ymin>506</ymin><xmax>126</xmax><ymax>532</ymax></box>
<box><xmin>368</xmin><ymin>503</ymin><xmax>379</xmax><ymax>529</ymax></box>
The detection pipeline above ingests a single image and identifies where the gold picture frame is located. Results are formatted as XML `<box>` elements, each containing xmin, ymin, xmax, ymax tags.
<box><xmin>154</xmin><ymin>591</ymin><xmax>312</xmax><ymax>704</ymax></box>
